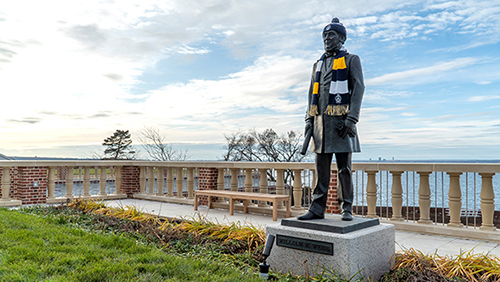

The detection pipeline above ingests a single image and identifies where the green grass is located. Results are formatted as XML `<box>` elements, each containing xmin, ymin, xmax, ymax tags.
<box><xmin>0</xmin><ymin>208</ymin><xmax>262</xmax><ymax>282</ymax></box>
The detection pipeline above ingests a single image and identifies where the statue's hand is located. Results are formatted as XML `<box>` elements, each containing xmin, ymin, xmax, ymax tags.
<box><xmin>339</xmin><ymin>118</ymin><xmax>356</xmax><ymax>138</ymax></box>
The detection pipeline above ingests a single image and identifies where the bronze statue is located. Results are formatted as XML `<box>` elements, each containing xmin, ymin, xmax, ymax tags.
<box><xmin>298</xmin><ymin>17</ymin><xmax>365</xmax><ymax>221</ymax></box>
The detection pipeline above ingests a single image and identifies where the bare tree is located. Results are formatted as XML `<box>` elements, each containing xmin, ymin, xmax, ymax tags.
<box><xmin>138</xmin><ymin>126</ymin><xmax>189</xmax><ymax>161</ymax></box>
<box><xmin>221</xmin><ymin>128</ymin><xmax>310</xmax><ymax>182</ymax></box>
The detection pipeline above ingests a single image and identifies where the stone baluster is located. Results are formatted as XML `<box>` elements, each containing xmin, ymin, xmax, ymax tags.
<box><xmin>156</xmin><ymin>167</ymin><xmax>164</xmax><ymax>196</ymax></box>
<box><xmin>417</xmin><ymin>171</ymin><xmax>432</xmax><ymax>224</ymax></box>
<box><xmin>230</xmin><ymin>169</ymin><xmax>238</xmax><ymax>192</ymax></box>
<box><xmin>187</xmin><ymin>168</ymin><xmax>194</xmax><ymax>199</ymax></box>
<box><xmin>217</xmin><ymin>168</ymin><xmax>225</xmax><ymax>191</ymax></box>
<box><xmin>176</xmin><ymin>168</ymin><xmax>183</xmax><ymax>198</ymax></box>
<box><xmin>83</xmin><ymin>166</ymin><xmax>91</xmax><ymax>197</ymax></box>
<box><xmin>1</xmin><ymin>167</ymin><xmax>11</xmax><ymax>201</ymax></box>
<box><xmin>447</xmin><ymin>172</ymin><xmax>463</xmax><ymax>228</ymax></box>
<box><xmin>148</xmin><ymin>167</ymin><xmax>155</xmax><ymax>195</ymax></box>
<box><xmin>166</xmin><ymin>167</ymin><xmax>174</xmax><ymax>197</ymax></box>
<box><xmin>292</xmin><ymin>169</ymin><xmax>304</xmax><ymax>210</ymax></box>
<box><xmin>47</xmin><ymin>167</ymin><xmax>56</xmax><ymax>199</ymax></box>
<box><xmin>99</xmin><ymin>166</ymin><xmax>107</xmax><ymax>196</ymax></box>
<box><xmin>366</xmin><ymin>170</ymin><xmax>378</xmax><ymax>218</ymax></box>
<box><xmin>479</xmin><ymin>173</ymin><xmax>496</xmax><ymax>231</ymax></box>
<box><xmin>243</xmin><ymin>169</ymin><xmax>254</xmax><ymax>207</ymax></box>
<box><xmin>245</xmin><ymin>169</ymin><xmax>253</xmax><ymax>193</ymax></box>
<box><xmin>114</xmin><ymin>166</ymin><xmax>122</xmax><ymax>195</ymax></box>
<box><xmin>390</xmin><ymin>171</ymin><xmax>404</xmax><ymax>221</ymax></box>
<box><xmin>65</xmin><ymin>166</ymin><xmax>74</xmax><ymax>198</ymax></box>
<box><xmin>258</xmin><ymin>168</ymin><xmax>269</xmax><ymax>207</ymax></box>
<box><xmin>139</xmin><ymin>166</ymin><xmax>146</xmax><ymax>194</ymax></box>
<box><xmin>217</xmin><ymin>168</ymin><xmax>225</xmax><ymax>202</ymax></box>
<box><xmin>276</xmin><ymin>169</ymin><xmax>285</xmax><ymax>209</ymax></box>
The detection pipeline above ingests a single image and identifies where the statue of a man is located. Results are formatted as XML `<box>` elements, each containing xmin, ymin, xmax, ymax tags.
<box><xmin>298</xmin><ymin>17</ymin><xmax>365</xmax><ymax>221</ymax></box>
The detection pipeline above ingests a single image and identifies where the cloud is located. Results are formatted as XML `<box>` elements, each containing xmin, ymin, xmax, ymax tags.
<box><xmin>142</xmin><ymin>55</ymin><xmax>311</xmax><ymax>122</ymax></box>
<box><xmin>476</xmin><ymin>81</ymin><xmax>492</xmax><ymax>85</ymax></box>
<box><xmin>64</xmin><ymin>24</ymin><xmax>107</xmax><ymax>48</ymax></box>
<box><xmin>1</xmin><ymin>0</ymin><xmax>499</xmax><ymax>159</ymax></box>
<box><xmin>103</xmin><ymin>73</ymin><xmax>123</xmax><ymax>81</ymax></box>
<box><xmin>89</xmin><ymin>112</ymin><xmax>113</xmax><ymax>119</ymax></box>
<box><xmin>365</xmin><ymin>57</ymin><xmax>476</xmax><ymax>86</ymax></box>
<box><xmin>363</xmin><ymin>90</ymin><xmax>414</xmax><ymax>104</ymax></box>
<box><xmin>7</xmin><ymin>117</ymin><xmax>42</xmax><ymax>124</ymax></box>
<box><xmin>163</xmin><ymin>45</ymin><xmax>211</xmax><ymax>55</ymax></box>
<box><xmin>469</xmin><ymin>95</ymin><xmax>500</xmax><ymax>102</ymax></box>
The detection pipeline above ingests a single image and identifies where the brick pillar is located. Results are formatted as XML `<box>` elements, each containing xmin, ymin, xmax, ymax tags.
<box><xmin>121</xmin><ymin>166</ymin><xmax>140</xmax><ymax>197</ymax></box>
<box><xmin>17</xmin><ymin>167</ymin><xmax>48</xmax><ymax>205</ymax></box>
<box><xmin>326</xmin><ymin>169</ymin><xmax>340</xmax><ymax>214</ymax></box>
<box><xmin>197</xmin><ymin>167</ymin><xmax>218</xmax><ymax>206</ymax></box>
<box><xmin>0</xmin><ymin>167</ymin><xmax>18</xmax><ymax>201</ymax></box>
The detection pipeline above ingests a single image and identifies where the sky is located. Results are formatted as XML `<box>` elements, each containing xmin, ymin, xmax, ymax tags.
<box><xmin>1</xmin><ymin>0</ymin><xmax>500</xmax><ymax>161</ymax></box>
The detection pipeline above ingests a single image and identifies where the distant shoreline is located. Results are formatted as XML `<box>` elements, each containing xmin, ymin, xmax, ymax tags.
<box><xmin>3</xmin><ymin>156</ymin><xmax>500</xmax><ymax>163</ymax></box>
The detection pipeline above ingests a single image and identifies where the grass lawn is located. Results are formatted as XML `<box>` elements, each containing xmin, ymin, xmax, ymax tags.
<box><xmin>0</xmin><ymin>208</ymin><xmax>261</xmax><ymax>282</ymax></box>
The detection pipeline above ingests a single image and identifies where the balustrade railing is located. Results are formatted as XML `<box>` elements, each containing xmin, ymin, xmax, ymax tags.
<box><xmin>1</xmin><ymin>160</ymin><xmax>499</xmax><ymax>241</ymax></box>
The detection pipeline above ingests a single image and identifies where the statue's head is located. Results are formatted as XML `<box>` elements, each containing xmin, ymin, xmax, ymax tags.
<box><xmin>323</xmin><ymin>17</ymin><xmax>346</xmax><ymax>53</ymax></box>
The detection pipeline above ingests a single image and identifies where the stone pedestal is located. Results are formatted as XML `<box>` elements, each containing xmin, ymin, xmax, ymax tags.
<box><xmin>266</xmin><ymin>215</ymin><xmax>394</xmax><ymax>280</ymax></box>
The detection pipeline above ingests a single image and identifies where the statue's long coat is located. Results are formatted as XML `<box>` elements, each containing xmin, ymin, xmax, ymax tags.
<box><xmin>306</xmin><ymin>53</ymin><xmax>365</xmax><ymax>153</ymax></box>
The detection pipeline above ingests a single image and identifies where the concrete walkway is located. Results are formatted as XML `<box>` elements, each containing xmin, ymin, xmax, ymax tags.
<box><xmin>106</xmin><ymin>198</ymin><xmax>500</xmax><ymax>258</ymax></box>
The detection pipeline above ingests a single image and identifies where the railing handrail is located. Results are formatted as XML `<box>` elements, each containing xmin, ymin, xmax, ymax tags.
<box><xmin>2</xmin><ymin>160</ymin><xmax>500</xmax><ymax>173</ymax></box>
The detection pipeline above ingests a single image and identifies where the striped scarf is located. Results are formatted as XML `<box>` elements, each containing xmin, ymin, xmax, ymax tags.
<box><xmin>309</xmin><ymin>48</ymin><xmax>350</xmax><ymax>116</ymax></box>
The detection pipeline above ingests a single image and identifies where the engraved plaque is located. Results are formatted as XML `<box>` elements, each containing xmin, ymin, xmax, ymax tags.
<box><xmin>276</xmin><ymin>234</ymin><xmax>333</xmax><ymax>255</ymax></box>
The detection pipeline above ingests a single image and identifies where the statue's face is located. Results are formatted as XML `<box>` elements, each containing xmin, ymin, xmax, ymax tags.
<box><xmin>323</xmin><ymin>30</ymin><xmax>342</xmax><ymax>53</ymax></box>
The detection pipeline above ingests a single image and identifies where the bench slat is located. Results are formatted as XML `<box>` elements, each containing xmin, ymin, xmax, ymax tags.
<box><xmin>194</xmin><ymin>190</ymin><xmax>291</xmax><ymax>221</ymax></box>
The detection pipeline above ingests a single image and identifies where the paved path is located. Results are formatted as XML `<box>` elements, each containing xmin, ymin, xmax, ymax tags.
<box><xmin>106</xmin><ymin>198</ymin><xmax>500</xmax><ymax>258</ymax></box>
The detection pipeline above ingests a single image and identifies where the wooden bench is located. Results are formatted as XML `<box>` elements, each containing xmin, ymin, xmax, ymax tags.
<box><xmin>194</xmin><ymin>190</ymin><xmax>291</xmax><ymax>221</ymax></box>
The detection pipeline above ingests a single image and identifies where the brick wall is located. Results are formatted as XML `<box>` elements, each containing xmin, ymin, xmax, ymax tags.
<box><xmin>326</xmin><ymin>170</ymin><xmax>340</xmax><ymax>214</ymax></box>
<box><xmin>197</xmin><ymin>167</ymin><xmax>218</xmax><ymax>206</ymax></box>
<box><xmin>16</xmin><ymin>167</ymin><xmax>47</xmax><ymax>204</ymax></box>
<box><xmin>121</xmin><ymin>166</ymin><xmax>140</xmax><ymax>197</ymax></box>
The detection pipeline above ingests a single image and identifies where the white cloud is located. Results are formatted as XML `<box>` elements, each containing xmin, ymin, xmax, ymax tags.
<box><xmin>363</xmin><ymin>90</ymin><xmax>414</xmax><ymax>104</ymax></box>
<box><xmin>365</xmin><ymin>57</ymin><xmax>476</xmax><ymax>86</ymax></box>
<box><xmin>476</xmin><ymin>81</ymin><xmax>492</xmax><ymax>85</ymax></box>
<box><xmin>141</xmin><ymin>55</ymin><xmax>311</xmax><ymax>122</ymax></box>
<box><xmin>469</xmin><ymin>95</ymin><xmax>500</xmax><ymax>102</ymax></box>
<box><xmin>1</xmin><ymin>0</ymin><xmax>500</xmax><ymax>159</ymax></box>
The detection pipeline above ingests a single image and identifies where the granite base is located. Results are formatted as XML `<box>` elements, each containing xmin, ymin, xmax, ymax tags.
<box><xmin>266</xmin><ymin>215</ymin><xmax>395</xmax><ymax>280</ymax></box>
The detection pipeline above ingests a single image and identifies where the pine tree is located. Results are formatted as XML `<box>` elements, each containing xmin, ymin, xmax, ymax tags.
<box><xmin>102</xmin><ymin>130</ymin><xmax>136</xmax><ymax>160</ymax></box>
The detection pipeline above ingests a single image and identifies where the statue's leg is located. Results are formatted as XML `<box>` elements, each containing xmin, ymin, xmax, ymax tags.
<box><xmin>335</xmin><ymin>152</ymin><xmax>353</xmax><ymax>214</ymax></box>
<box><xmin>307</xmin><ymin>153</ymin><xmax>333</xmax><ymax>217</ymax></box>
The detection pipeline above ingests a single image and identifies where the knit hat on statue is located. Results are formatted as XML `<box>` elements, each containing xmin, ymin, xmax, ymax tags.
<box><xmin>323</xmin><ymin>17</ymin><xmax>347</xmax><ymax>42</ymax></box>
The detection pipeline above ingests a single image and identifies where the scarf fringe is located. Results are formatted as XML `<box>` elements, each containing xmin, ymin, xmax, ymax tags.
<box><xmin>325</xmin><ymin>105</ymin><xmax>350</xmax><ymax>116</ymax></box>
<box><xmin>309</xmin><ymin>105</ymin><xmax>319</xmax><ymax>116</ymax></box>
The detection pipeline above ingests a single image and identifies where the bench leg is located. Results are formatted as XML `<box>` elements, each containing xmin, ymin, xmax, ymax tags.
<box><xmin>194</xmin><ymin>194</ymin><xmax>198</xmax><ymax>211</ymax></box>
<box><xmin>229</xmin><ymin>197</ymin><xmax>234</xmax><ymax>216</ymax></box>
<box><xmin>208</xmin><ymin>196</ymin><xmax>212</xmax><ymax>209</ymax></box>
<box><xmin>272</xmin><ymin>200</ymin><xmax>277</xmax><ymax>221</ymax></box>
<box><xmin>243</xmin><ymin>200</ymin><xmax>248</xmax><ymax>214</ymax></box>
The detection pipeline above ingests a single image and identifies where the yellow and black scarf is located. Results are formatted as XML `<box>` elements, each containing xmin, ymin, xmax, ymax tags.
<box><xmin>309</xmin><ymin>49</ymin><xmax>350</xmax><ymax>116</ymax></box>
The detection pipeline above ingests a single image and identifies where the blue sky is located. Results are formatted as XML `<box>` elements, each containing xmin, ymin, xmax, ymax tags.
<box><xmin>1</xmin><ymin>0</ymin><xmax>499</xmax><ymax>160</ymax></box>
